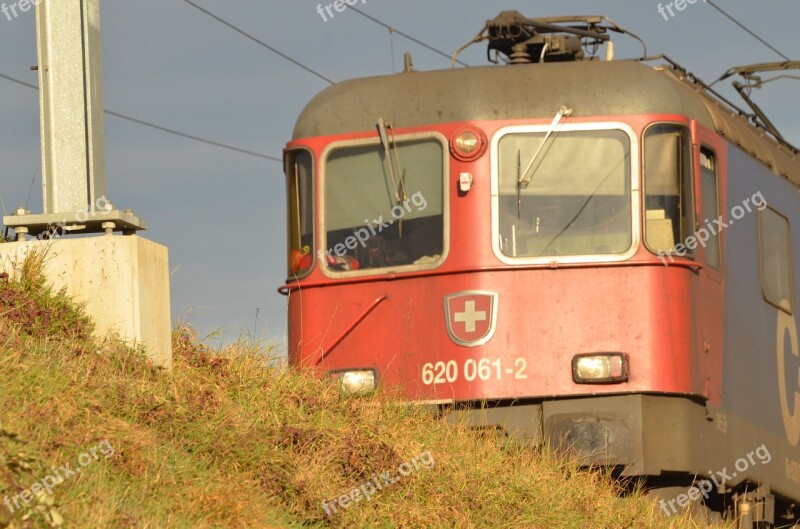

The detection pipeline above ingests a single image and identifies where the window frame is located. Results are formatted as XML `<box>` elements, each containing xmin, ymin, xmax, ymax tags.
<box><xmin>319</xmin><ymin>131</ymin><xmax>450</xmax><ymax>279</ymax></box>
<box><xmin>285</xmin><ymin>147</ymin><xmax>315</xmax><ymax>280</ymax></box>
<box><xmin>490</xmin><ymin>122</ymin><xmax>640</xmax><ymax>266</ymax></box>
<box><xmin>758</xmin><ymin>206</ymin><xmax>794</xmax><ymax>314</ymax></box>
<box><xmin>642</xmin><ymin>122</ymin><xmax>696</xmax><ymax>261</ymax></box>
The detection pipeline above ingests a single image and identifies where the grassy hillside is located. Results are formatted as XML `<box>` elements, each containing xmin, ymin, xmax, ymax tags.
<box><xmin>0</xmin><ymin>252</ymin><xmax>720</xmax><ymax>528</ymax></box>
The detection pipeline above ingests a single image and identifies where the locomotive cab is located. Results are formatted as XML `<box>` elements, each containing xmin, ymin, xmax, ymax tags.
<box><xmin>283</xmin><ymin>12</ymin><xmax>800</xmax><ymax>525</ymax></box>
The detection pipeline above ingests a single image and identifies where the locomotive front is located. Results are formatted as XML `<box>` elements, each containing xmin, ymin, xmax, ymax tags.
<box><xmin>283</xmin><ymin>14</ymin><xmax>726</xmax><ymax>474</ymax></box>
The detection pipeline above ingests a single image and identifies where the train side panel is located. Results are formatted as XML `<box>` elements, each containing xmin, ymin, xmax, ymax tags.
<box><xmin>720</xmin><ymin>145</ymin><xmax>800</xmax><ymax>498</ymax></box>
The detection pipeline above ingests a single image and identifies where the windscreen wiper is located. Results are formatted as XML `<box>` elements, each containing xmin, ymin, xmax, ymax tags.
<box><xmin>377</xmin><ymin>118</ymin><xmax>408</xmax><ymax>236</ymax></box>
<box><xmin>377</xmin><ymin>118</ymin><xmax>407</xmax><ymax>205</ymax></box>
<box><xmin>516</xmin><ymin>150</ymin><xmax>522</xmax><ymax>219</ymax></box>
<box><xmin>518</xmin><ymin>106</ymin><xmax>572</xmax><ymax>188</ymax></box>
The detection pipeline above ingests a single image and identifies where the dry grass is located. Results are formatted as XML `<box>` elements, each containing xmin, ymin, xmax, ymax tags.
<box><xmin>0</xmin><ymin>254</ymin><xmax>726</xmax><ymax>528</ymax></box>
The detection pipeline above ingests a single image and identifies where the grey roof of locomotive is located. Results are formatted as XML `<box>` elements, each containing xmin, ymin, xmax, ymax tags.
<box><xmin>293</xmin><ymin>59</ymin><xmax>800</xmax><ymax>185</ymax></box>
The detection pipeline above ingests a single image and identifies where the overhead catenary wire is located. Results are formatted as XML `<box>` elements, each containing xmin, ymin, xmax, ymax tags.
<box><xmin>179</xmin><ymin>0</ymin><xmax>335</xmax><ymax>85</ymax></box>
<box><xmin>348</xmin><ymin>6</ymin><xmax>470</xmax><ymax>68</ymax></box>
<box><xmin>5</xmin><ymin>4</ymin><xmax>462</xmax><ymax>161</ymax></box>
<box><xmin>0</xmin><ymin>72</ymin><xmax>36</xmax><ymax>91</ymax></box>
<box><xmin>0</xmin><ymin>72</ymin><xmax>282</xmax><ymax>162</ymax></box>
<box><xmin>705</xmin><ymin>0</ymin><xmax>790</xmax><ymax>62</ymax></box>
<box><xmin>104</xmin><ymin>110</ymin><xmax>282</xmax><ymax>162</ymax></box>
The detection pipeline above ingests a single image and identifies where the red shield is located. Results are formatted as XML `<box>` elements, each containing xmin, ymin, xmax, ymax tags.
<box><xmin>444</xmin><ymin>291</ymin><xmax>498</xmax><ymax>347</ymax></box>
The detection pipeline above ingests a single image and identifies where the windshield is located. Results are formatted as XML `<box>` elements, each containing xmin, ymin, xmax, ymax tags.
<box><xmin>323</xmin><ymin>137</ymin><xmax>445</xmax><ymax>273</ymax></box>
<box><xmin>496</xmin><ymin>128</ymin><xmax>632</xmax><ymax>258</ymax></box>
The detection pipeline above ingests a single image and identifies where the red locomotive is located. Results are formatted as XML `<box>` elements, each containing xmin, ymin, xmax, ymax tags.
<box><xmin>282</xmin><ymin>12</ymin><xmax>800</xmax><ymax>525</ymax></box>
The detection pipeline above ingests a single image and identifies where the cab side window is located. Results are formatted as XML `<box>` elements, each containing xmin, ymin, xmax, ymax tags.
<box><xmin>759</xmin><ymin>207</ymin><xmax>793</xmax><ymax>313</ymax></box>
<box><xmin>286</xmin><ymin>150</ymin><xmax>314</xmax><ymax>277</ymax></box>
<box><xmin>644</xmin><ymin>124</ymin><xmax>695</xmax><ymax>257</ymax></box>
<box><xmin>700</xmin><ymin>148</ymin><xmax>721</xmax><ymax>269</ymax></box>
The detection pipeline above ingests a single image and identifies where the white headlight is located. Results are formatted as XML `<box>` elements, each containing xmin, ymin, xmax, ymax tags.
<box><xmin>450</xmin><ymin>127</ymin><xmax>487</xmax><ymax>161</ymax></box>
<box><xmin>572</xmin><ymin>354</ymin><xmax>628</xmax><ymax>384</ymax></box>
<box><xmin>332</xmin><ymin>370</ymin><xmax>377</xmax><ymax>395</ymax></box>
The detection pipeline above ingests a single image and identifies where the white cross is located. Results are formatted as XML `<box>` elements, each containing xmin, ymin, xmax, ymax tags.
<box><xmin>454</xmin><ymin>301</ymin><xmax>486</xmax><ymax>333</ymax></box>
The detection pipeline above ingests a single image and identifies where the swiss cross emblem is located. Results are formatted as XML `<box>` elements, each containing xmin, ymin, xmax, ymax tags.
<box><xmin>444</xmin><ymin>291</ymin><xmax>498</xmax><ymax>347</ymax></box>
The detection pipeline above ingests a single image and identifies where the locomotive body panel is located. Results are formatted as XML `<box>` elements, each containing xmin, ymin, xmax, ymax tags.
<box><xmin>283</xmin><ymin>28</ymin><xmax>800</xmax><ymax>520</ymax></box>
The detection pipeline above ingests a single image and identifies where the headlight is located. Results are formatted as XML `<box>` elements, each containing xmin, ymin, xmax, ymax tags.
<box><xmin>450</xmin><ymin>127</ymin><xmax>487</xmax><ymax>161</ymax></box>
<box><xmin>572</xmin><ymin>353</ymin><xmax>628</xmax><ymax>384</ymax></box>
<box><xmin>330</xmin><ymin>369</ymin><xmax>377</xmax><ymax>395</ymax></box>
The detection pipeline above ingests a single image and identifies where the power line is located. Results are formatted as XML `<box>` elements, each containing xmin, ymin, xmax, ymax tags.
<box><xmin>0</xmin><ymin>72</ymin><xmax>282</xmax><ymax>162</ymax></box>
<box><xmin>348</xmin><ymin>6</ymin><xmax>470</xmax><ymax>68</ymax></box>
<box><xmin>104</xmin><ymin>111</ymin><xmax>281</xmax><ymax>161</ymax></box>
<box><xmin>0</xmin><ymin>72</ymin><xmax>36</xmax><ymax>90</ymax></box>
<box><xmin>179</xmin><ymin>0</ymin><xmax>335</xmax><ymax>85</ymax></box>
<box><xmin>705</xmin><ymin>0</ymin><xmax>790</xmax><ymax>62</ymax></box>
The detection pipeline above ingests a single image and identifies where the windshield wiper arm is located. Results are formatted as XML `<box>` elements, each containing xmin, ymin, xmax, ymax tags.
<box><xmin>516</xmin><ymin>149</ymin><xmax>522</xmax><ymax>218</ymax></box>
<box><xmin>518</xmin><ymin>106</ymin><xmax>572</xmax><ymax>188</ymax></box>
<box><xmin>377</xmin><ymin>118</ymin><xmax>407</xmax><ymax>204</ymax></box>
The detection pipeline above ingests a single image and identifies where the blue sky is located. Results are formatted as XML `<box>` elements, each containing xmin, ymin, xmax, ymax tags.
<box><xmin>1</xmin><ymin>1</ymin><xmax>797</xmax><ymax>351</ymax></box>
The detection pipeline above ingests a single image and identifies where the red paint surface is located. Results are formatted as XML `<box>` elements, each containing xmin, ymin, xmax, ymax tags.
<box><xmin>285</xmin><ymin>114</ymin><xmax>724</xmax><ymax>403</ymax></box>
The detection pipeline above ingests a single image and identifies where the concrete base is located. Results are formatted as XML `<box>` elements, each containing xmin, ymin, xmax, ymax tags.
<box><xmin>0</xmin><ymin>235</ymin><xmax>172</xmax><ymax>368</ymax></box>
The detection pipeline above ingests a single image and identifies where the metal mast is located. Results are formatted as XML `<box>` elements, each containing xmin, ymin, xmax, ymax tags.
<box><xmin>3</xmin><ymin>0</ymin><xmax>145</xmax><ymax>238</ymax></box>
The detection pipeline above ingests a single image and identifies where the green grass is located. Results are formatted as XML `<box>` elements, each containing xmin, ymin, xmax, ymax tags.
<box><xmin>0</xmin><ymin>253</ymin><xmax>724</xmax><ymax>528</ymax></box>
